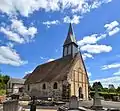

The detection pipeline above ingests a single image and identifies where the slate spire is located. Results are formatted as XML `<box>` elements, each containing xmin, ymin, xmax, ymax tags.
<box><xmin>64</xmin><ymin>23</ymin><xmax>77</xmax><ymax>46</ymax></box>
<box><xmin>63</xmin><ymin>23</ymin><xmax>78</xmax><ymax>57</ymax></box>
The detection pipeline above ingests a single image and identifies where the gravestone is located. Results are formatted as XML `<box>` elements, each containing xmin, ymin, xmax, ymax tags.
<box><xmin>91</xmin><ymin>83</ymin><xmax>103</xmax><ymax>110</ymax></box>
<box><xmin>58</xmin><ymin>96</ymin><xmax>88</xmax><ymax>111</ymax></box>
<box><xmin>3</xmin><ymin>100</ymin><xmax>19</xmax><ymax>111</ymax></box>
<box><xmin>30</xmin><ymin>96</ymin><xmax>36</xmax><ymax>111</ymax></box>
<box><xmin>69</xmin><ymin>96</ymin><xmax>79</xmax><ymax>109</ymax></box>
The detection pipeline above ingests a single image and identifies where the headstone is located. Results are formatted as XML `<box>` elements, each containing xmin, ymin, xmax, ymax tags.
<box><xmin>58</xmin><ymin>96</ymin><xmax>88</xmax><ymax>111</ymax></box>
<box><xmin>3</xmin><ymin>100</ymin><xmax>19</xmax><ymax>111</ymax></box>
<box><xmin>30</xmin><ymin>96</ymin><xmax>36</xmax><ymax>111</ymax></box>
<box><xmin>69</xmin><ymin>96</ymin><xmax>79</xmax><ymax>109</ymax></box>
<box><xmin>91</xmin><ymin>83</ymin><xmax>103</xmax><ymax>110</ymax></box>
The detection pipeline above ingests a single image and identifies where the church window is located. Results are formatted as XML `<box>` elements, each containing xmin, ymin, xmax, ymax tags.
<box><xmin>28</xmin><ymin>84</ymin><xmax>30</xmax><ymax>91</ymax></box>
<box><xmin>9</xmin><ymin>83</ymin><xmax>11</xmax><ymax>88</ymax></box>
<box><xmin>68</xmin><ymin>45</ymin><xmax>71</xmax><ymax>55</ymax></box>
<box><xmin>42</xmin><ymin>83</ymin><xmax>46</xmax><ymax>89</ymax></box>
<box><xmin>72</xmin><ymin>44</ymin><xmax>78</xmax><ymax>54</ymax></box>
<box><xmin>53</xmin><ymin>82</ymin><xmax>58</xmax><ymax>89</ymax></box>
<box><xmin>64</xmin><ymin>47</ymin><xmax>68</xmax><ymax>56</ymax></box>
<box><xmin>79</xmin><ymin>87</ymin><xmax>83</xmax><ymax>98</ymax></box>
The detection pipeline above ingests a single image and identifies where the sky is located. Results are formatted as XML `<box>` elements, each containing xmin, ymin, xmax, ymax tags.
<box><xmin>0</xmin><ymin>0</ymin><xmax>120</xmax><ymax>88</ymax></box>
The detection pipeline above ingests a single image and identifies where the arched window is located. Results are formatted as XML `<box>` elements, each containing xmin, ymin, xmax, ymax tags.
<box><xmin>28</xmin><ymin>84</ymin><xmax>30</xmax><ymax>91</ymax></box>
<box><xmin>79</xmin><ymin>87</ymin><xmax>83</xmax><ymax>98</ymax></box>
<box><xmin>42</xmin><ymin>83</ymin><xmax>46</xmax><ymax>89</ymax></box>
<box><xmin>53</xmin><ymin>82</ymin><xmax>57</xmax><ymax>89</ymax></box>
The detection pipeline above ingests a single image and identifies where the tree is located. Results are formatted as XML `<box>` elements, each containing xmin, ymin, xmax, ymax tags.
<box><xmin>102</xmin><ymin>87</ymin><xmax>109</xmax><ymax>92</ymax></box>
<box><xmin>3</xmin><ymin>75</ymin><xmax>10</xmax><ymax>84</ymax></box>
<box><xmin>116</xmin><ymin>86</ymin><xmax>120</xmax><ymax>93</ymax></box>
<box><xmin>97</xmin><ymin>82</ymin><xmax>103</xmax><ymax>89</ymax></box>
<box><xmin>108</xmin><ymin>88</ymin><xmax>116</xmax><ymax>93</ymax></box>
<box><xmin>92</xmin><ymin>81</ymin><xmax>103</xmax><ymax>91</ymax></box>
<box><xmin>0</xmin><ymin>73</ymin><xmax>10</xmax><ymax>89</ymax></box>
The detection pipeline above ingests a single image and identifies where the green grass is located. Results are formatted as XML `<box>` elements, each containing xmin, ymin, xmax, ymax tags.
<box><xmin>0</xmin><ymin>89</ymin><xmax>6</xmax><ymax>96</ymax></box>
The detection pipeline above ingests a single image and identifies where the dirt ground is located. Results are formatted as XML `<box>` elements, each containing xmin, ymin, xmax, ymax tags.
<box><xmin>25</xmin><ymin>109</ymin><xmax>56</xmax><ymax>111</ymax></box>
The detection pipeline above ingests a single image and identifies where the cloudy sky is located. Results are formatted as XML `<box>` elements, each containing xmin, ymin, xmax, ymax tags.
<box><xmin>0</xmin><ymin>0</ymin><xmax>120</xmax><ymax>88</ymax></box>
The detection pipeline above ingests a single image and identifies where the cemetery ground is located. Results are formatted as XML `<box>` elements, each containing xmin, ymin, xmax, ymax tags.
<box><xmin>20</xmin><ymin>99</ymin><xmax>120</xmax><ymax>110</ymax></box>
<box><xmin>0</xmin><ymin>99</ymin><xmax>120</xmax><ymax>111</ymax></box>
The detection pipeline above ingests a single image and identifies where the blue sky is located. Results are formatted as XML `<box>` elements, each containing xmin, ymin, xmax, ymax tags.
<box><xmin>0</xmin><ymin>0</ymin><xmax>120</xmax><ymax>87</ymax></box>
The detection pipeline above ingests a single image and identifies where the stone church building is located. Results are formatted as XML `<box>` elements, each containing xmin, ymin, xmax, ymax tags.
<box><xmin>25</xmin><ymin>23</ymin><xmax>89</xmax><ymax>100</ymax></box>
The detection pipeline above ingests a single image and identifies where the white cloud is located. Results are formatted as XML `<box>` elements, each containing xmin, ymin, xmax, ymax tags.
<box><xmin>104</xmin><ymin>21</ymin><xmax>119</xmax><ymax>31</ymax></box>
<box><xmin>108</xmin><ymin>27</ymin><xmax>120</xmax><ymax>36</ymax></box>
<box><xmin>0</xmin><ymin>0</ymin><xmax>113</xmax><ymax>17</ymax></box>
<box><xmin>97</xmin><ymin>34</ymin><xmax>107</xmax><ymax>41</ymax></box>
<box><xmin>77</xmin><ymin>34</ymin><xmax>107</xmax><ymax>46</ymax></box>
<box><xmin>40</xmin><ymin>57</ymin><xmax>55</xmax><ymax>62</ymax></box>
<box><xmin>6</xmin><ymin>42</ymin><xmax>14</xmax><ymax>48</ymax></box>
<box><xmin>91</xmin><ymin>0</ymin><xmax>112</xmax><ymax>10</ymax></box>
<box><xmin>11</xmin><ymin>19</ymin><xmax>37</xmax><ymax>38</ymax></box>
<box><xmin>113</xmin><ymin>69</ymin><xmax>120</xmax><ymax>76</ymax></box>
<box><xmin>0</xmin><ymin>46</ymin><xmax>27</xmax><ymax>66</ymax></box>
<box><xmin>82</xmin><ymin>53</ymin><xmax>93</xmax><ymax>60</ymax></box>
<box><xmin>47</xmin><ymin>58</ymin><xmax>55</xmax><ymax>62</ymax></box>
<box><xmin>25</xmin><ymin>70</ymin><xmax>33</xmax><ymax>74</ymax></box>
<box><xmin>78</xmin><ymin>21</ymin><xmax>120</xmax><ymax>47</ymax></box>
<box><xmin>0</xmin><ymin>27</ymin><xmax>25</xmax><ymax>43</ymax></box>
<box><xmin>80</xmin><ymin>44</ymin><xmax>112</xmax><ymax>54</ymax></box>
<box><xmin>87</xmin><ymin>72</ymin><xmax>92</xmax><ymax>77</ymax></box>
<box><xmin>72</xmin><ymin>0</ymin><xmax>112</xmax><ymax>13</ymax></box>
<box><xmin>90</xmin><ymin>76</ymin><xmax>120</xmax><ymax>88</ymax></box>
<box><xmin>63</xmin><ymin>15</ymin><xmax>80</xmax><ymax>24</ymax></box>
<box><xmin>0</xmin><ymin>19</ymin><xmax>37</xmax><ymax>43</ymax></box>
<box><xmin>43</xmin><ymin>20</ymin><xmax>60</xmax><ymax>28</ymax></box>
<box><xmin>43</xmin><ymin>20</ymin><xmax>60</xmax><ymax>25</ymax></box>
<box><xmin>104</xmin><ymin>21</ymin><xmax>120</xmax><ymax>36</ymax></box>
<box><xmin>40</xmin><ymin>56</ymin><xmax>47</xmax><ymax>60</ymax></box>
<box><xmin>102</xmin><ymin>63</ymin><xmax>120</xmax><ymax>70</ymax></box>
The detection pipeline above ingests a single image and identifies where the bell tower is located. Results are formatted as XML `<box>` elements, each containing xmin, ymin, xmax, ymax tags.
<box><xmin>63</xmin><ymin>23</ymin><xmax>78</xmax><ymax>57</ymax></box>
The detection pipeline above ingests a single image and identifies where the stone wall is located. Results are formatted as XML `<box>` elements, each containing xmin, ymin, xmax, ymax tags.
<box><xmin>25</xmin><ymin>81</ymin><xmax>63</xmax><ymax>100</ymax></box>
<box><xmin>69</xmin><ymin>59</ymin><xmax>89</xmax><ymax>100</ymax></box>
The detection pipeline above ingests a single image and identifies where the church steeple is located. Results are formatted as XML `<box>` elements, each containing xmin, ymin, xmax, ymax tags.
<box><xmin>63</xmin><ymin>23</ymin><xmax>78</xmax><ymax>57</ymax></box>
<box><xmin>64</xmin><ymin>23</ymin><xmax>77</xmax><ymax>46</ymax></box>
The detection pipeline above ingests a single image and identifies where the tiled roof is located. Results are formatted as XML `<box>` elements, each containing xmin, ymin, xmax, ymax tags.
<box><xmin>25</xmin><ymin>55</ymin><xmax>76</xmax><ymax>84</ymax></box>
<box><xmin>9</xmin><ymin>78</ymin><xmax>25</xmax><ymax>84</ymax></box>
<box><xmin>23</xmin><ymin>73</ymin><xmax>31</xmax><ymax>79</ymax></box>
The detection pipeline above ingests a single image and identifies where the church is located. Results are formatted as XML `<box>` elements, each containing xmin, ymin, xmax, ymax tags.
<box><xmin>25</xmin><ymin>23</ymin><xmax>89</xmax><ymax>100</ymax></box>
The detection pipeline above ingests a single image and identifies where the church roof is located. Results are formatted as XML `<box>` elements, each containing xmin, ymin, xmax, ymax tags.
<box><xmin>23</xmin><ymin>73</ymin><xmax>31</xmax><ymax>79</ymax></box>
<box><xmin>64</xmin><ymin>23</ymin><xmax>77</xmax><ymax>46</ymax></box>
<box><xmin>25</xmin><ymin>54</ymin><xmax>78</xmax><ymax>84</ymax></box>
<box><xmin>9</xmin><ymin>78</ymin><xmax>25</xmax><ymax>84</ymax></box>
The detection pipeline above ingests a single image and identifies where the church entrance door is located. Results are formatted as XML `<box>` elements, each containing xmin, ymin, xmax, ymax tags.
<box><xmin>79</xmin><ymin>87</ymin><xmax>83</xmax><ymax>99</ymax></box>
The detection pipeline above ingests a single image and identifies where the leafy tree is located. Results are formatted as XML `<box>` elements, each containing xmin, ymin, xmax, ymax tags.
<box><xmin>97</xmin><ymin>82</ymin><xmax>103</xmax><ymax>89</ymax></box>
<box><xmin>92</xmin><ymin>81</ymin><xmax>103</xmax><ymax>91</ymax></box>
<box><xmin>3</xmin><ymin>75</ymin><xmax>10</xmax><ymax>84</ymax></box>
<box><xmin>102</xmin><ymin>88</ymin><xmax>109</xmax><ymax>92</ymax></box>
<box><xmin>0</xmin><ymin>73</ymin><xmax>10</xmax><ymax>89</ymax></box>
<box><xmin>116</xmin><ymin>86</ymin><xmax>120</xmax><ymax>93</ymax></box>
<box><xmin>108</xmin><ymin>88</ymin><xmax>116</xmax><ymax>93</ymax></box>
